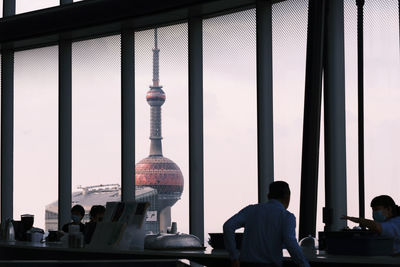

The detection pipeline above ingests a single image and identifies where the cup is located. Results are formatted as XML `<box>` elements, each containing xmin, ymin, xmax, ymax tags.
<box><xmin>170</xmin><ymin>222</ymin><xmax>177</xmax><ymax>234</ymax></box>
<box><xmin>21</xmin><ymin>214</ymin><xmax>34</xmax><ymax>231</ymax></box>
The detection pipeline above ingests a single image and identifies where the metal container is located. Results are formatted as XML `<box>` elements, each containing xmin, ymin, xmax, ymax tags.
<box><xmin>5</xmin><ymin>219</ymin><xmax>15</xmax><ymax>241</ymax></box>
<box><xmin>145</xmin><ymin>233</ymin><xmax>203</xmax><ymax>250</ymax></box>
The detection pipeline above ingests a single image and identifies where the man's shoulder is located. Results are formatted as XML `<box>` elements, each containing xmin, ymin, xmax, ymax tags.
<box><xmin>245</xmin><ymin>203</ymin><xmax>262</xmax><ymax>209</ymax></box>
<box><xmin>386</xmin><ymin>216</ymin><xmax>400</xmax><ymax>226</ymax></box>
<box><xmin>259</xmin><ymin>202</ymin><xmax>295</xmax><ymax>216</ymax></box>
<box><xmin>281</xmin><ymin>209</ymin><xmax>296</xmax><ymax>222</ymax></box>
<box><xmin>242</xmin><ymin>203</ymin><xmax>259</xmax><ymax>213</ymax></box>
<box><xmin>390</xmin><ymin>216</ymin><xmax>400</xmax><ymax>222</ymax></box>
<box><xmin>284</xmin><ymin>209</ymin><xmax>295</xmax><ymax>216</ymax></box>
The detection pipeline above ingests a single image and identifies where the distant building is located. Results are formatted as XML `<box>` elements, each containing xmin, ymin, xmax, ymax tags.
<box><xmin>45</xmin><ymin>184</ymin><xmax>158</xmax><ymax>233</ymax></box>
<box><xmin>135</xmin><ymin>27</ymin><xmax>184</xmax><ymax>233</ymax></box>
<box><xmin>45</xmin><ymin>28</ymin><xmax>184</xmax><ymax>234</ymax></box>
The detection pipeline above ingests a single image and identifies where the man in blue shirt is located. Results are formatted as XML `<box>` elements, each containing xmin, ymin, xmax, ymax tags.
<box><xmin>223</xmin><ymin>181</ymin><xmax>310</xmax><ymax>267</ymax></box>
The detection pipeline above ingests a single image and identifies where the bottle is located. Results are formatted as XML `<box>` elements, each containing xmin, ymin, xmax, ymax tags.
<box><xmin>6</xmin><ymin>219</ymin><xmax>15</xmax><ymax>242</ymax></box>
<box><xmin>68</xmin><ymin>224</ymin><xmax>83</xmax><ymax>248</ymax></box>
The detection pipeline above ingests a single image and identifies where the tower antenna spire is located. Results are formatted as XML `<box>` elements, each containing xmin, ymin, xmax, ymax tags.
<box><xmin>154</xmin><ymin>28</ymin><xmax>158</xmax><ymax>49</ymax></box>
<box><xmin>147</xmin><ymin>28</ymin><xmax>165</xmax><ymax>156</ymax></box>
<box><xmin>152</xmin><ymin>28</ymin><xmax>160</xmax><ymax>87</ymax></box>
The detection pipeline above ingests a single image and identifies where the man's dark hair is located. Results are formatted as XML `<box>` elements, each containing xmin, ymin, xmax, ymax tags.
<box><xmin>268</xmin><ymin>181</ymin><xmax>290</xmax><ymax>200</ymax></box>
<box><xmin>89</xmin><ymin>205</ymin><xmax>106</xmax><ymax>220</ymax></box>
<box><xmin>71</xmin><ymin>204</ymin><xmax>85</xmax><ymax>217</ymax></box>
<box><xmin>371</xmin><ymin>195</ymin><xmax>400</xmax><ymax>217</ymax></box>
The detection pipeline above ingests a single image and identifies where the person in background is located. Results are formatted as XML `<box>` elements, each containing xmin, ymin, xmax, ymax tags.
<box><xmin>83</xmin><ymin>205</ymin><xmax>106</xmax><ymax>244</ymax></box>
<box><xmin>62</xmin><ymin>204</ymin><xmax>85</xmax><ymax>233</ymax></box>
<box><xmin>342</xmin><ymin>195</ymin><xmax>400</xmax><ymax>254</ymax></box>
<box><xmin>223</xmin><ymin>181</ymin><xmax>310</xmax><ymax>267</ymax></box>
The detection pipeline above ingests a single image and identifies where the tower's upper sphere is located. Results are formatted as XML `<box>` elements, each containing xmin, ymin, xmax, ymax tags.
<box><xmin>146</xmin><ymin>87</ymin><xmax>166</xmax><ymax>106</ymax></box>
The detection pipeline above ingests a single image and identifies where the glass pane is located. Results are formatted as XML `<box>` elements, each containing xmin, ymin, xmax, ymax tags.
<box><xmin>16</xmin><ymin>0</ymin><xmax>58</xmax><ymax>14</ymax></box>
<box><xmin>14</xmin><ymin>46</ymin><xmax>58</xmax><ymax>230</ymax></box>
<box><xmin>346</xmin><ymin>0</ymin><xmax>400</xmax><ymax>221</ymax></box>
<box><xmin>364</xmin><ymin>0</ymin><xmax>400</xmax><ymax>217</ymax></box>
<box><xmin>204</xmin><ymin>9</ymin><xmax>257</xmax><ymax>241</ymax></box>
<box><xmin>272</xmin><ymin>0</ymin><xmax>310</xmax><ymax>232</ymax></box>
<box><xmin>344</xmin><ymin>0</ymin><xmax>359</xmax><ymax>222</ymax></box>
<box><xmin>135</xmin><ymin>24</ymin><xmax>188</xmax><ymax>234</ymax></box>
<box><xmin>71</xmin><ymin>35</ymin><xmax>121</xmax><ymax>222</ymax></box>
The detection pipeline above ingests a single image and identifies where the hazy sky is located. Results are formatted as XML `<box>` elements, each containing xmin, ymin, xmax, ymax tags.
<box><xmin>4</xmin><ymin>0</ymin><xmax>400</xmax><ymax>243</ymax></box>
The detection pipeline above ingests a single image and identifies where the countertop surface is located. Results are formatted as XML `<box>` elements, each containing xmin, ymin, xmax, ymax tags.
<box><xmin>1</xmin><ymin>240</ymin><xmax>400</xmax><ymax>265</ymax></box>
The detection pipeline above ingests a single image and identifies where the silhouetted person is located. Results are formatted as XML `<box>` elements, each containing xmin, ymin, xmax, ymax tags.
<box><xmin>223</xmin><ymin>181</ymin><xmax>310</xmax><ymax>267</ymax></box>
<box><xmin>342</xmin><ymin>195</ymin><xmax>400</xmax><ymax>254</ymax></box>
<box><xmin>83</xmin><ymin>205</ymin><xmax>105</xmax><ymax>244</ymax></box>
<box><xmin>62</xmin><ymin>204</ymin><xmax>85</xmax><ymax>233</ymax></box>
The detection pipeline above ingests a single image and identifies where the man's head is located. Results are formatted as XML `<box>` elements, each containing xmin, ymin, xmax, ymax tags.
<box><xmin>71</xmin><ymin>204</ymin><xmax>85</xmax><ymax>223</ymax></box>
<box><xmin>89</xmin><ymin>205</ymin><xmax>106</xmax><ymax>222</ymax></box>
<box><xmin>268</xmin><ymin>181</ymin><xmax>291</xmax><ymax>209</ymax></box>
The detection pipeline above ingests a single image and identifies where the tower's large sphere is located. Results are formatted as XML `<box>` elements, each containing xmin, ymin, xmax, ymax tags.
<box><xmin>135</xmin><ymin>156</ymin><xmax>184</xmax><ymax>207</ymax></box>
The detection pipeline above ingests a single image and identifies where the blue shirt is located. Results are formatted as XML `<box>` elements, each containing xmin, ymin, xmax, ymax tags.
<box><xmin>223</xmin><ymin>200</ymin><xmax>310</xmax><ymax>267</ymax></box>
<box><xmin>381</xmin><ymin>216</ymin><xmax>400</xmax><ymax>254</ymax></box>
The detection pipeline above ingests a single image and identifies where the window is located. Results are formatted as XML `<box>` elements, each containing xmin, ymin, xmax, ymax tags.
<box><xmin>272</xmin><ymin>0</ymin><xmax>310</xmax><ymax>231</ymax></box>
<box><xmin>344</xmin><ymin>0</ymin><xmax>400</xmax><ymax>222</ymax></box>
<box><xmin>344</xmin><ymin>0</ymin><xmax>359</xmax><ymax>222</ymax></box>
<box><xmin>14</xmin><ymin>46</ymin><xmax>58</xmax><ymax>230</ymax></box>
<box><xmin>71</xmin><ymin>35</ymin><xmax>121</xmax><ymax>219</ymax></box>
<box><xmin>204</xmin><ymin>9</ymin><xmax>257</xmax><ymax>240</ymax></box>
<box><xmin>135</xmin><ymin>24</ymin><xmax>189</xmax><ymax>234</ymax></box>
<box><xmin>16</xmin><ymin>0</ymin><xmax>58</xmax><ymax>14</ymax></box>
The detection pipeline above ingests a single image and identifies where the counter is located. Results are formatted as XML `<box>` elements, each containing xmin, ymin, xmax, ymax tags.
<box><xmin>0</xmin><ymin>241</ymin><xmax>399</xmax><ymax>266</ymax></box>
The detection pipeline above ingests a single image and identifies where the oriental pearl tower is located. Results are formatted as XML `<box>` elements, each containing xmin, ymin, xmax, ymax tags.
<box><xmin>135</xmin><ymin>29</ymin><xmax>184</xmax><ymax>233</ymax></box>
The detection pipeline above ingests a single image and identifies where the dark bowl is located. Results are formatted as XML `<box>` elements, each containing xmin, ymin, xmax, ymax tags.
<box><xmin>208</xmin><ymin>233</ymin><xmax>243</xmax><ymax>250</ymax></box>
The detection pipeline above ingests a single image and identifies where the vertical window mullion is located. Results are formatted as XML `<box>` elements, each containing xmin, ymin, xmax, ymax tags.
<box><xmin>1</xmin><ymin>0</ymin><xmax>16</xmax><ymax>223</ymax></box>
<box><xmin>58</xmin><ymin>40</ymin><xmax>72</xmax><ymax>229</ymax></box>
<box><xmin>299</xmin><ymin>0</ymin><xmax>326</xmax><ymax>239</ymax></box>
<box><xmin>121</xmin><ymin>29</ymin><xmax>135</xmax><ymax>202</ymax></box>
<box><xmin>188</xmin><ymin>17</ymin><xmax>204</xmax><ymax>244</ymax></box>
<box><xmin>256</xmin><ymin>0</ymin><xmax>274</xmax><ymax>203</ymax></box>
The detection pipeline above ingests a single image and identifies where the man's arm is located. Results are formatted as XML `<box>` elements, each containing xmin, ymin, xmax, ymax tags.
<box><xmin>223</xmin><ymin>206</ymin><xmax>250</xmax><ymax>261</ymax></box>
<box><xmin>282</xmin><ymin>213</ymin><xmax>310</xmax><ymax>267</ymax></box>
